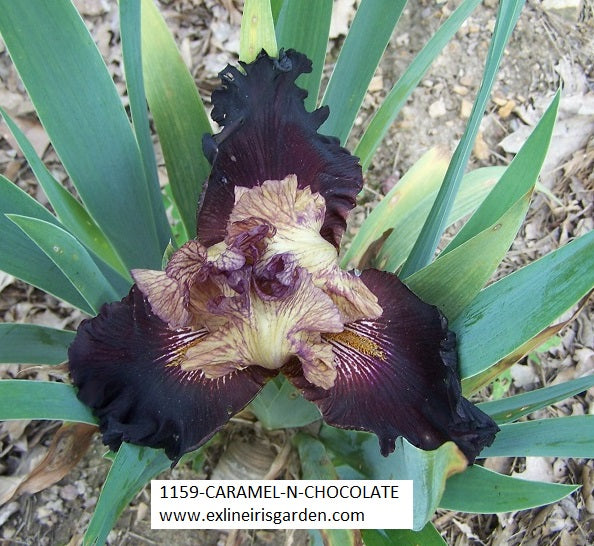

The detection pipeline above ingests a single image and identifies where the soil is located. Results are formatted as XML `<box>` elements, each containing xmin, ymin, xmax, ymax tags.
<box><xmin>0</xmin><ymin>1</ymin><xmax>593</xmax><ymax>545</ymax></box>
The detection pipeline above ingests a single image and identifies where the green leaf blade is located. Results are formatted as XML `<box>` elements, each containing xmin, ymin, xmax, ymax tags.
<box><xmin>0</xmin><ymin>324</ymin><xmax>74</xmax><ymax>365</ymax></box>
<box><xmin>120</xmin><ymin>0</ymin><xmax>171</xmax><ymax>250</ymax></box>
<box><xmin>355</xmin><ymin>0</ymin><xmax>481</xmax><ymax>171</ymax></box>
<box><xmin>406</xmin><ymin>192</ymin><xmax>532</xmax><ymax>319</ymax></box>
<box><xmin>295</xmin><ymin>434</ymin><xmax>362</xmax><ymax>546</ymax></box>
<box><xmin>0</xmin><ymin>0</ymin><xmax>168</xmax><ymax>269</ymax></box>
<box><xmin>444</xmin><ymin>90</ymin><xmax>560</xmax><ymax>254</ymax></box>
<box><xmin>275</xmin><ymin>0</ymin><xmax>332</xmax><ymax>110</ymax></box>
<box><xmin>321</xmin><ymin>0</ymin><xmax>407</xmax><ymax>143</ymax></box>
<box><xmin>83</xmin><ymin>443</ymin><xmax>170</xmax><ymax>546</ymax></box>
<box><xmin>479</xmin><ymin>416</ymin><xmax>594</xmax><ymax>459</ymax></box>
<box><xmin>0</xmin><ymin>175</ymin><xmax>93</xmax><ymax>313</ymax></box>
<box><xmin>250</xmin><ymin>377</ymin><xmax>321</xmax><ymax>429</ymax></box>
<box><xmin>240</xmin><ymin>0</ymin><xmax>278</xmax><ymax>62</ymax></box>
<box><xmin>362</xmin><ymin>524</ymin><xmax>447</xmax><ymax>546</ymax></box>
<box><xmin>319</xmin><ymin>427</ymin><xmax>467</xmax><ymax>531</ymax></box>
<box><xmin>140</xmin><ymin>0</ymin><xmax>212</xmax><ymax>240</ymax></box>
<box><xmin>8</xmin><ymin>215</ymin><xmax>120</xmax><ymax>313</ymax></box>
<box><xmin>0</xmin><ymin>380</ymin><xmax>96</xmax><ymax>424</ymax></box>
<box><xmin>440</xmin><ymin>465</ymin><xmax>578</xmax><ymax>513</ymax></box>
<box><xmin>454</xmin><ymin>231</ymin><xmax>594</xmax><ymax>381</ymax></box>
<box><xmin>478</xmin><ymin>375</ymin><xmax>594</xmax><ymax>424</ymax></box>
<box><xmin>401</xmin><ymin>0</ymin><xmax>526</xmax><ymax>276</ymax></box>
<box><xmin>0</xmin><ymin>107</ymin><xmax>131</xmax><ymax>281</ymax></box>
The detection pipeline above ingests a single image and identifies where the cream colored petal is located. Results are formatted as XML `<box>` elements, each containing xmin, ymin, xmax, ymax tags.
<box><xmin>230</xmin><ymin>176</ymin><xmax>338</xmax><ymax>275</ymax></box>
<box><xmin>290</xmin><ymin>332</ymin><xmax>337</xmax><ymax>389</ymax></box>
<box><xmin>166</xmin><ymin>239</ymin><xmax>208</xmax><ymax>285</ymax></box>
<box><xmin>318</xmin><ymin>268</ymin><xmax>383</xmax><ymax>324</ymax></box>
<box><xmin>182</xmin><ymin>269</ymin><xmax>343</xmax><ymax>389</ymax></box>
<box><xmin>229</xmin><ymin>177</ymin><xmax>383</xmax><ymax>323</ymax></box>
<box><xmin>131</xmin><ymin>269</ymin><xmax>190</xmax><ymax>329</ymax></box>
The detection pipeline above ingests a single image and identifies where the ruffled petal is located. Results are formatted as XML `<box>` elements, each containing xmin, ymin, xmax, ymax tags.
<box><xmin>132</xmin><ymin>240</ymin><xmax>209</xmax><ymax>329</ymax></box>
<box><xmin>228</xmin><ymin>176</ymin><xmax>383</xmax><ymax>323</ymax></box>
<box><xmin>68</xmin><ymin>286</ymin><xmax>275</xmax><ymax>463</ymax></box>
<box><xmin>184</xmin><ymin>268</ymin><xmax>343</xmax><ymax>388</ymax></box>
<box><xmin>197</xmin><ymin>50</ymin><xmax>363</xmax><ymax>248</ymax></box>
<box><xmin>131</xmin><ymin>269</ymin><xmax>189</xmax><ymax>329</ymax></box>
<box><xmin>284</xmin><ymin>269</ymin><xmax>499</xmax><ymax>463</ymax></box>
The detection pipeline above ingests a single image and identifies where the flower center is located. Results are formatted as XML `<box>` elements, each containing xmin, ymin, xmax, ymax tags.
<box><xmin>133</xmin><ymin>175</ymin><xmax>382</xmax><ymax>389</ymax></box>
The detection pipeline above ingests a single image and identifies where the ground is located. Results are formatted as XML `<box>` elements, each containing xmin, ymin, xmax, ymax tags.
<box><xmin>0</xmin><ymin>0</ymin><xmax>593</xmax><ymax>544</ymax></box>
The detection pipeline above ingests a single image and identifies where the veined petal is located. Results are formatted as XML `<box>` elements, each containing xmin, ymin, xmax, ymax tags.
<box><xmin>229</xmin><ymin>177</ymin><xmax>383</xmax><ymax>323</ymax></box>
<box><xmin>132</xmin><ymin>240</ymin><xmax>209</xmax><ymax>329</ymax></box>
<box><xmin>68</xmin><ymin>286</ymin><xmax>275</xmax><ymax>463</ymax></box>
<box><xmin>183</xmin><ymin>268</ymin><xmax>343</xmax><ymax>388</ymax></box>
<box><xmin>131</xmin><ymin>269</ymin><xmax>189</xmax><ymax>329</ymax></box>
<box><xmin>231</xmin><ymin>177</ymin><xmax>337</xmax><ymax>273</ymax></box>
<box><xmin>284</xmin><ymin>269</ymin><xmax>499</xmax><ymax>463</ymax></box>
<box><xmin>197</xmin><ymin>50</ymin><xmax>362</xmax><ymax>248</ymax></box>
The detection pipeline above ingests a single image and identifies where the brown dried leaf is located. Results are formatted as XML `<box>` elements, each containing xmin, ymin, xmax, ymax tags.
<box><xmin>15</xmin><ymin>423</ymin><xmax>97</xmax><ymax>497</ymax></box>
<box><xmin>0</xmin><ymin>477</ymin><xmax>24</xmax><ymax>507</ymax></box>
<box><xmin>582</xmin><ymin>464</ymin><xmax>594</xmax><ymax>515</ymax></box>
<box><xmin>473</xmin><ymin>130</ymin><xmax>490</xmax><ymax>160</ymax></box>
<box><xmin>1</xmin><ymin>420</ymin><xmax>31</xmax><ymax>442</ymax></box>
<box><xmin>329</xmin><ymin>0</ymin><xmax>356</xmax><ymax>39</ymax></box>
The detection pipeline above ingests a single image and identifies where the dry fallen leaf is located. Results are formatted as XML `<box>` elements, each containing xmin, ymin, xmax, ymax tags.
<box><xmin>513</xmin><ymin>456</ymin><xmax>556</xmax><ymax>483</ymax></box>
<box><xmin>473</xmin><ymin>130</ymin><xmax>490</xmax><ymax>160</ymax></box>
<box><xmin>329</xmin><ymin>0</ymin><xmax>356</xmax><ymax>38</ymax></box>
<box><xmin>15</xmin><ymin>423</ymin><xmax>97</xmax><ymax>497</ymax></box>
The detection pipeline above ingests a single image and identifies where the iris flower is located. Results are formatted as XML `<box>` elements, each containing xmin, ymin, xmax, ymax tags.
<box><xmin>68</xmin><ymin>50</ymin><xmax>498</xmax><ymax>465</ymax></box>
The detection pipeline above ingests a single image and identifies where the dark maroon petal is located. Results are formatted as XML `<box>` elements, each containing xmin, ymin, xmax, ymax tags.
<box><xmin>68</xmin><ymin>286</ymin><xmax>276</xmax><ymax>463</ymax></box>
<box><xmin>197</xmin><ymin>50</ymin><xmax>363</xmax><ymax>248</ymax></box>
<box><xmin>284</xmin><ymin>269</ymin><xmax>498</xmax><ymax>463</ymax></box>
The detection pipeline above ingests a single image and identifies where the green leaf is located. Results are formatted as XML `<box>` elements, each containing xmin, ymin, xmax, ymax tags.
<box><xmin>440</xmin><ymin>465</ymin><xmax>578</xmax><ymax>513</ymax></box>
<box><xmin>321</xmin><ymin>0</ymin><xmax>407</xmax><ymax>143</ymax></box>
<box><xmin>355</xmin><ymin>0</ymin><xmax>481</xmax><ymax>171</ymax></box>
<box><xmin>162</xmin><ymin>184</ymin><xmax>187</xmax><ymax>248</ymax></box>
<box><xmin>0</xmin><ymin>380</ymin><xmax>96</xmax><ymax>424</ymax></box>
<box><xmin>240</xmin><ymin>0</ymin><xmax>278</xmax><ymax>62</ymax></box>
<box><xmin>380</xmin><ymin>166</ymin><xmax>504</xmax><ymax>273</ymax></box>
<box><xmin>0</xmin><ymin>107</ymin><xmax>131</xmax><ymax>281</ymax></box>
<box><xmin>342</xmin><ymin>149</ymin><xmax>503</xmax><ymax>272</ymax></box>
<box><xmin>275</xmin><ymin>0</ymin><xmax>332</xmax><ymax>110</ymax></box>
<box><xmin>401</xmin><ymin>0</ymin><xmax>526</xmax><ymax>276</ymax></box>
<box><xmin>140</xmin><ymin>0</ymin><xmax>212</xmax><ymax>240</ymax></box>
<box><xmin>295</xmin><ymin>432</ymin><xmax>338</xmax><ymax>479</ymax></box>
<box><xmin>250</xmin><ymin>377</ymin><xmax>321</xmax><ymax>429</ymax></box>
<box><xmin>461</xmin><ymin>315</ymin><xmax>581</xmax><ymax>395</ymax></box>
<box><xmin>479</xmin><ymin>416</ymin><xmax>594</xmax><ymax>459</ymax></box>
<box><xmin>120</xmin><ymin>0</ymin><xmax>170</xmax><ymax>250</ymax></box>
<box><xmin>270</xmin><ymin>0</ymin><xmax>284</xmax><ymax>23</ymax></box>
<box><xmin>0</xmin><ymin>175</ymin><xmax>93</xmax><ymax>313</ymax></box>
<box><xmin>342</xmin><ymin>148</ymin><xmax>448</xmax><ymax>270</ymax></box>
<box><xmin>296</xmin><ymin>434</ymin><xmax>362</xmax><ymax>546</ymax></box>
<box><xmin>0</xmin><ymin>324</ymin><xmax>74</xmax><ymax>365</ymax></box>
<box><xmin>0</xmin><ymin>0</ymin><xmax>168</xmax><ymax>270</ymax></box>
<box><xmin>405</xmin><ymin>192</ymin><xmax>531</xmax><ymax>320</ymax></box>
<box><xmin>362</xmin><ymin>523</ymin><xmax>447</xmax><ymax>546</ymax></box>
<box><xmin>444</xmin><ymin>90</ymin><xmax>560</xmax><ymax>253</ymax></box>
<box><xmin>478</xmin><ymin>375</ymin><xmax>594</xmax><ymax>424</ymax></box>
<box><xmin>319</xmin><ymin>427</ymin><xmax>467</xmax><ymax>531</ymax></box>
<box><xmin>83</xmin><ymin>443</ymin><xmax>171</xmax><ymax>546</ymax></box>
<box><xmin>8</xmin><ymin>215</ymin><xmax>120</xmax><ymax>314</ymax></box>
<box><xmin>453</xmin><ymin>231</ymin><xmax>594</xmax><ymax>381</ymax></box>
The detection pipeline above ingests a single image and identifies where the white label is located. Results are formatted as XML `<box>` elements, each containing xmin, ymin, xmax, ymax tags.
<box><xmin>151</xmin><ymin>480</ymin><xmax>413</xmax><ymax>529</ymax></box>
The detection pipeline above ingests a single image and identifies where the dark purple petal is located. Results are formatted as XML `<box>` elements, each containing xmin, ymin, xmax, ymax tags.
<box><xmin>197</xmin><ymin>50</ymin><xmax>363</xmax><ymax>249</ymax></box>
<box><xmin>68</xmin><ymin>286</ymin><xmax>276</xmax><ymax>463</ymax></box>
<box><xmin>284</xmin><ymin>269</ymin><xmax>498</xmax><ymax>463</ymax></box>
